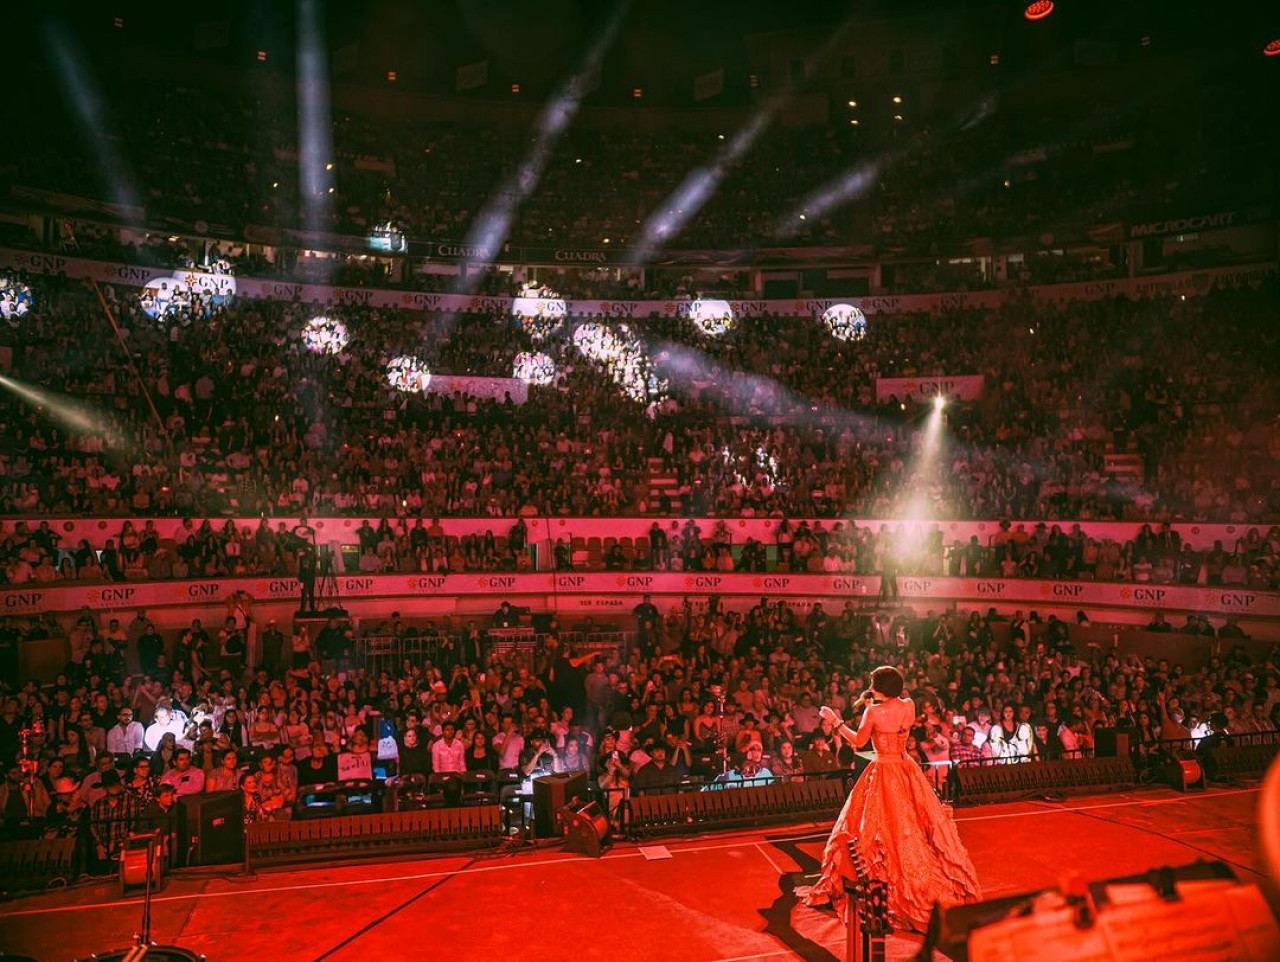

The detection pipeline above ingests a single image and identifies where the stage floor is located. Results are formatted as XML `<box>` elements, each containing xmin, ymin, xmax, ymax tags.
<box><xmin>0</xmin><ymin>785</ymin><xmax>1271</xmax><ymax>961</ymax></box>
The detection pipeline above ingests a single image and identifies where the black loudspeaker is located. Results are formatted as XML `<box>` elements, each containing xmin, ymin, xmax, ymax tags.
<box><xmin>532</xmin><ymin>771</ymin><xmax>588</xmax><ymax>838</ymax></box>
<box><xmin>561</xmin><ymin>800</ymin><xmax>610</xmax><ymax>858</ymax></box>
<box><xmin>1093</xmin><ymin>727</ymin><xmax>1131</xmax><ymax>758</ymax></box>
<box><xmin>179</xmin><ymin>790</ymin><xmax>244</xmax><ymax>866</ymax></box>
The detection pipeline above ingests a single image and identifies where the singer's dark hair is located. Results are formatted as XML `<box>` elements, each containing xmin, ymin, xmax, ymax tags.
<box><xmin>870</xmin><ymin>666</ymin><xmax>905</xmax><ymax>698</ymax></box>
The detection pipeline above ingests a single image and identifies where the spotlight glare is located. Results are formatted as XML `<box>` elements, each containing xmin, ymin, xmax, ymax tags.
<box><xmin>512</xmin><ymin>351</ymin><xmax>557</xmax><ymax>385</ymax></box>
<box><xmin>386</xmin><ymin>355</ymin><xmax>431</xmax><ymax>393</ymax></box>
<box><xmin>688</xmin><ymin>299</ymin><xmax>737</xmax><ymax>337</ymax></box>
<box><xmin>822</xmin><ymin>303</ymin><xmax>867</xmax><ymax>341</ymax></box>
<box><xmin>934</xmin><ymin>395</ymin><xmax>946</xmax><ymax>410</ymax></box>
<box><xmin>511</xmin><ymin>282</ymin><xmax>567</xmax><ymax>341</ymax></box>
<box><xmin>303</xmin><ymin>315</ymin><xmax>350</xmax><ymax>355</ymax></box>
<box><xmin>0</xmin><ymin>277</ymin><xmax>35</xmax><ymax>322</ymax></box>
<box><xmin>892</xmin><ymin>95</ymin><xmax>903</xmax><ymax>104</ymax></box>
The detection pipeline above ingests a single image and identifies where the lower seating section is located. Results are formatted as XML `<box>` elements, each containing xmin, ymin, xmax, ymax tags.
<box><xmin>955</xmin><ymin>756</ymin><xmax>1137</xmax><ymax>804</ymax></box>
<box><xmin>0</xmin><ymin>838</ymin><xmax>77</xmax><ymax>892</ymax></box>
<box><xmin>245</xmin><ymin>805</ymin><xmax>504</xmax><ymax>869</ymax></box>
<box><xmin>627</xmin><ymin>777</ymin><xmax>849</xmax><ymax>839</ymax></box>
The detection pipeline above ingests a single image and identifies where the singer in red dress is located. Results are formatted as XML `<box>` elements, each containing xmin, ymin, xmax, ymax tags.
<box><xmin>801</xmin><ymin>666</ymin><xmax>982</xmax><ymax>931</ymax></box>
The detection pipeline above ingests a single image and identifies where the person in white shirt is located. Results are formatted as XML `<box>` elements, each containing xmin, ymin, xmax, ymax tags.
<box><xmin>492</xmin><ymin>717</ymin><xmax>525</xmax><ymax>770</ymax></box>
<box><xmin>431</xmin><ymin>722</ymin><xmax>466</xmax><ymax>774</ymax></box>
<box><xmin>144</xmin><ymin>704</ymin><xmax>189</xmax><ymax>752</ymax></box>
<box><xmin>106</xmin><ymin>709</ymin><xmax>145</xmax><ymax>756</ymax></box>
<box><xmin>159</xmin><ymin>748</ymin><xmax>206</xmax><ymax>796</ymax></box>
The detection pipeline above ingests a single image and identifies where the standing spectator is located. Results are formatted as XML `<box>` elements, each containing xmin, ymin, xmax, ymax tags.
<box><xmin>431</xmin><ymin>722</ymin><xmax>466</xmax><ymax>774</ymax></box>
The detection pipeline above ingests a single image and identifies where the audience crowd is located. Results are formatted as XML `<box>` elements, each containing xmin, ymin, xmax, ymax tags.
<box><xmin>2</xmin><ymin>598</ymin><xmax>1277</xmax><ymax>866</ymax></box>
<box><xmin>8</xmin><ymin>72</ymin><xmax>1266</xmax><ymax>259</ymax></box>
<box><xmin>1</xmin><ymin>279</ymin><xmax>1276</xmax><ymax>539</ymax></box>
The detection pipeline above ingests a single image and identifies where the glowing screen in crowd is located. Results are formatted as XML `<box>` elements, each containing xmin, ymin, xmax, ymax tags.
<box><xmin>386</xmin><ymin>354</ymin><xmax>432</xmax><ymax>393</ymax></box>
<box><xmin>0</xmin><ymin>277</ymin><xmax>34</xmax><ymax>321</ymax></box>
<box><xmin>303</xmin><ymin>315</ymin><xmax>350</xmax><ymax>355</ymax></box>
<box><xmin>512</xmin><ymin>351</ymin><xmax>556</xmax><ymax>385</ymax></box>
<box><xmin>511</xmin><ymin>282</ymin><xmax>567</xmax><ymax>341</ymax></box>
<box><xmin>367</xmin><ymin>221</ymin><xmax>406</xmax><ymax>253</ymax></box>
<box><xmin>688</xmin><ymin>298</ymin><xmax>736</xmax><ymax>337</ymax></box>
<box><xmin>140</xmin><ymin>269</ymin><xmax>236</xmax><ymax>324</ymax></box>
<box><xmin>822</xmin><ymin>303</ymin><xmax>867</xmax><ymax>341</ymax></box>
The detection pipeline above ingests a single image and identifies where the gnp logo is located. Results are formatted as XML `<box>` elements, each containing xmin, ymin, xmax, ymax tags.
<box><xmin>752</xmin><ymin>576</ymin><xmax>791</xmax><ymax>589</ymax></box>
<box><xmin>186</xmin><ymin>583</ymin><xmax>222</xmax><ymax>598</ymax></box>
<box><xmin>1218</xmin><ymin>592</ymin><xmax>1256</xmax><ymax>609</ymax></box>
<box><xmin>408</xmin><ymin>576</ymin><xmax>448</xmax><ymax>591</ymax></box>
<box><xmin>901</xmin><ymin>579</ymin><xmax>933</xmax><ymax>593</ymax></box>
<box><xmin>683</xmin><ymin>575</ymin><xmax>723</xmax><ymax>589</ymax></box>
<box><xmin>478</xmin><ymin>576</ymin><xmax>516</xmax><ymax>589</ymax></box>
<box><xmin>400</xmin><ymin>292</ymin><xmax>443</xmax><ymax>310</ymax></box>
<box><xmin>1042</xmin><ymin>583</ymin><xmax>1084</xmax><ymax>598</ymax></box>
<box><xmin>3</xmin><ymin>592</ymin><xmax>43</xmax><ymax>610</ymax></box>
<box><xmin>558</xmin><ymin>575</ymin><xmax>586</xmax><ymax>589</ymax></box>
<box><xmin>975</xmin><ymin>581</ymin><xmax>1006</xmax><ymax>595</ymax></box>
<box><xmin>615</xmin><ymin>575</ymin><xmax>654</xmax><ymax>588</ymax></box>
<box><xmin>337</xmin><ymin>288</ymin><xmax>375</xmax><ymax>305</ymax></box>
<box><xmin>830</xmin><ymin>577</ymin><xmax>863</xmax><ymax>592</ymax></box>
<box><xmin>88</xmin><ymin>587</ymin><xmax>137</xmax><ymax>604</ymax></box>
<box><xmin>343</xmin><ymin>578</ymin><xmax>375</xmax><ymax>592</ymax></box>
<box><xmin>1119</xmin><ymin>587</ymin><xmax>1165</xmax><ymax>602</ymax></box>
<box><xmin>261</xmin><ymin>580</ymin><xmax>301</xmax><ymax>595</ymax></box>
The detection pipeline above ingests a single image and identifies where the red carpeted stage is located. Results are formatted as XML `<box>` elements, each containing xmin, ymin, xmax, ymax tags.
<box><xmin>0</xmin><ymin>785</ymin><xmax>1270</xmax><ymax>961</ymax></box>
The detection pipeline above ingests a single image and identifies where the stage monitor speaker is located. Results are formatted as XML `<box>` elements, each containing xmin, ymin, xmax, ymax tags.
<box><xmin>1165</xmin><ymin>751</ymin><xmax>1205</xmax><ymax>792</ymax></box>
<box><xmin>532</xmin><ymin>771</ymin><xmax>588</xmax><ymax>839</ymax></box>
<box><xmin>179</xmin><ymin>790</ymin><xmax>244</xmax><ymax>866</ymax></box>
<box><xmin>561</xmin><ymin>800</ymin><xmax>610</xmax><ymax>858</ymax></box>
<box><xmin>1093</xmin><ymin>727</ymin><xmax>1132</xmax><ymax>758</ymax></box>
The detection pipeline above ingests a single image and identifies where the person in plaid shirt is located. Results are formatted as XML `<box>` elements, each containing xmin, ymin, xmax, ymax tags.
<box><xmin>949</xmin><ymin>726</ymin><xmax>985</xmax><ymax>767</ymax></box>
<box><xmin>89</xmin><ymin>771</ymin><xmax>139</xmax><ymax>866</ymax></box>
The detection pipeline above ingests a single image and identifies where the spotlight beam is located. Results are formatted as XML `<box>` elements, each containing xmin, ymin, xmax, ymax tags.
<box><xmin>41</xmin><ymin>21</ymin><xmax>142</xmax><ymax>216</ymax></box>
<box><xmin>629</xmin><ymin>11</ymin><xmax>860</xmax><ymax>264</ymax></box>
<box><xmin>0</xmin><ymin>373</ymin><xmax>123</xmax><ymax>445</ymax></box>
<box><xmin>455</xmin><ymin>1</ymin><xmax>631</xmax><ymax>293</ymax></box>
<box><xmin>297</xmin><ymin>0</ymin><xmax>336</xmax><ymax>242</ymax></box>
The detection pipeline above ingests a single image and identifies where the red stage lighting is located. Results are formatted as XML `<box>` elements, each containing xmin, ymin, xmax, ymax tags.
<box><xmin>1024</xmin><ymin>1</ymin><xmax>1054</xmax><ymax>21</ymax></box>
<box><xmin>1265</xmin><ymin>39</ymin><xmax>1280</xmax><ymax>57</ymax></box>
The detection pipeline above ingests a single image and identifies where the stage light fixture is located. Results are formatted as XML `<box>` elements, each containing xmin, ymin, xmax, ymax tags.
<box><xmin>1266</xmin><ymin>39</ymin><xmax>1280</xmax><ymax>57</ymax></box>
<box><xmin>892</xmin><ymin>95</ymin><xmax>903</xmax><ymax>104</ymax></box>
<box><xmin>1024</xmin><ymin>1</ymin><xmax>1054</xmax><ymax>21</ymax></box>
<box><xmin>256</xmin><ymin>49</ymin><xmax>267</xmax><ymax>62</ymax></box>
